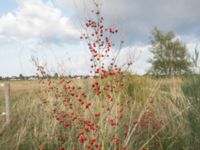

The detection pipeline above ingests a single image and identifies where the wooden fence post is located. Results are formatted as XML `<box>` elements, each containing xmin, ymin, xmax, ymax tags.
<box><xmin>1</xmin><ymin>83</ymin><xmax>11</xmax><ymax>124</ymax></box>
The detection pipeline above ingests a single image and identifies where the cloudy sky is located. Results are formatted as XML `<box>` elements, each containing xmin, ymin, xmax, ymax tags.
<box><xmin>0</xmin><ymin>0</ymin><xmax>199</xmax><ymax>77</ymax></box>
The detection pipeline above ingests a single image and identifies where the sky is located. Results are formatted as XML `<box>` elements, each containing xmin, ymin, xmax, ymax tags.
<box><xmin>0</xmin><ymin>0</ymin><xmax>200</xmax><ymax>77</ymax></box>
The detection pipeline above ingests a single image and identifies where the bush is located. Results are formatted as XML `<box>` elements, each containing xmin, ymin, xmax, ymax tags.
<box><xmin>124</xmin><ymin>74</ymin><xmax>150</xmax><ymax>103</ymax></box>
<box><xmin>182</xmin><ymin>75</ymin><xmax>200</xmax><ymax>148</ymax></box>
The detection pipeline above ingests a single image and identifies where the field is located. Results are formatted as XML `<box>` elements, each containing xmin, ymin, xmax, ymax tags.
<box><xmin>0</xmin><ymin>76</ymin><xmax>199</xmax><ymax>150</ymax></box>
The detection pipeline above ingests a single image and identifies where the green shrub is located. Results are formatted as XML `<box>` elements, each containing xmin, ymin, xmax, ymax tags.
<box><xmin>182</xmin><ymin>75</ymin><xmax>200</xmax><ymax>148</ymax></box>
<box><xmin>124</xmin><ymin>75</ymin><xmax>150</xmax><ymax>102</ymax></box>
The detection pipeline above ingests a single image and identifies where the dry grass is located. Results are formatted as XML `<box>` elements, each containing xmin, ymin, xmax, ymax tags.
<box><xmin>0</xmin><ymin>77</ymin><xmax>196</xmax><ymax>150</ymax></box>
<box><xmin>0</xmin><ymin>80</ymin><xmax>40</xmax><ymax>100</ymax></box>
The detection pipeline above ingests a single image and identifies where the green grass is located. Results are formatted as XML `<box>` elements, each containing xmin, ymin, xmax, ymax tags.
<box><xmin>182</xmin><ymin>75</ymin><xmax>200</xmax><ymax>149</ymax></box>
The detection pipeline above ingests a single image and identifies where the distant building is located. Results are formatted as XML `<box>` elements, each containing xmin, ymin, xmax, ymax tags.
<box><xmin>28</xmin><ymin>77</ymin><xmax>38</xmax><ymax>80</ymax></box>
<box><xmin>10</xmin><ymin>76</ymin><xmax>20</xmax><ymax>80</ymax></box>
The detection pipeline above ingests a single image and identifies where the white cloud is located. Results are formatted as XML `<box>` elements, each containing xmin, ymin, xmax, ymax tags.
<box><xmin>66</xmin><ymin>44</ymin><xmax>152</xmax><ymax>75</ymax></box>
<box><xmin>0</xmin><ymin>0</ymin><xmax>79</xmax><ymax>44</ymax></box>
<box><xmin>116</xmin><ymin>45</ymin><xmax>152</xmax><ymax>75</ymax></box>
<box><xmin>1</xmin><ymin>0</ymin><xmax>200</xmax><ymax>76</ymax></box>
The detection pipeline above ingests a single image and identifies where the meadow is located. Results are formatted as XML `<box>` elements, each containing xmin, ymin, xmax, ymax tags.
<box><xmin>0</xmin><ymin>2</ymin><xmax>199</xmax><ymax>150</ymax></box>
<box><xmin>0</xmin><ymin>75</ymin><xmax>199</xmax><ymax>150</ymax></box>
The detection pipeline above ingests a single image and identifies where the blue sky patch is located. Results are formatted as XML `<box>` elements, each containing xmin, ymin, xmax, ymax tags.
<box><xmin>0</xmin><ymin>0</ymin><xmax>17</xmax><ymax>16</ymax></box>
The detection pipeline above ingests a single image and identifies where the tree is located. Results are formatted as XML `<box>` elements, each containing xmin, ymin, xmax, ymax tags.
<box><xmin>149</xmin><ymin>28</ymin><xmax>191</xmax><ymax>76</ymax></box>
<box><xmin>53</xmin><ymin>73</ymin><xmax>59</xmax><ymax>79</ymax></box>
<box><xmin>19</xmin><ymin>74</ymin><xmax>25</xmax><ymax>80</ymax></box>
<box><xmin>191</xmin><ymin>47</ymin><xmax>200</xmax><ymax>73</ymax></box>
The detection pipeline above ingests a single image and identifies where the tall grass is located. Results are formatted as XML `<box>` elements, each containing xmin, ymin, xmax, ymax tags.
<box><xmin>182</xmin><ymin>75</ymin><xmax>200</xmax><ymax>149</ymax></box>
<box><xmin>0</xmin><ymin>76</ymin><xmax>199</xmax><ymax>149</ymax></box>
<box><xmin>0</xmin><ymin>83</ymin><xmax>59</xmax><ymax>150</ymax></box>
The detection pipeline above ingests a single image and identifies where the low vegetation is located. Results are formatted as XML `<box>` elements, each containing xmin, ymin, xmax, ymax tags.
<box><xmin>0</xmin><ymin>76</ymin><xmax>199</xmax><ymax>150</ymax></box>
<box><xmin>0</xmin><ymin>2</ymin><xmax>199</xmax><ymax>150</ymax></box>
